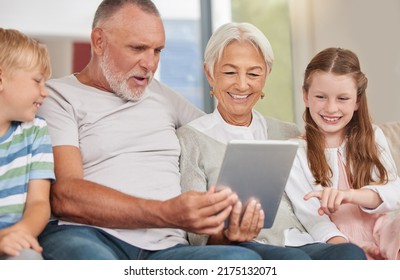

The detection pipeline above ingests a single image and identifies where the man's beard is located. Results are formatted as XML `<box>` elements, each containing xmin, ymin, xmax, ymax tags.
<box><xmin>100</xmin><ymin>49</ymin><xmax>153</xmax><ymax>102</ymax></box>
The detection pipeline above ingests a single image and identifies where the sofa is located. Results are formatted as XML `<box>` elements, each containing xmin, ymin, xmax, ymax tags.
<box><xmin>379</xmin><ymin>121</ymin><xmax>400</xmax><ymax>172</ymax></box>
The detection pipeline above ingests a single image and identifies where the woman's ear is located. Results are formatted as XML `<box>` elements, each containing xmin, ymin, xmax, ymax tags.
<box><xmin>203</xmin><ymin>64</ymin><xmax>215</xmax><ymax>88</ymax></box>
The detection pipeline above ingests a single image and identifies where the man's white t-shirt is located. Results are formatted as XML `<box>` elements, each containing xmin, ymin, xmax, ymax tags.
<box><xmin>39</xmin><ymin>75</ymin><xmax>204</xmax><ymax>250</ymax></box>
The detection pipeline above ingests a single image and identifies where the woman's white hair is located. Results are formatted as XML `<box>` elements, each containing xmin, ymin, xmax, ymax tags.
<box><xmin>204</xmin><ymin>22</ymin><xmax>274</xmax><ymax>79</ymax></box>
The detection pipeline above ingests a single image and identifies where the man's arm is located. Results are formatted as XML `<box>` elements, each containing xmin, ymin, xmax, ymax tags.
<box><xmin>51</xmin><ymin>146</ymin><xmax>237</xmax><ymax>235</ymax></box>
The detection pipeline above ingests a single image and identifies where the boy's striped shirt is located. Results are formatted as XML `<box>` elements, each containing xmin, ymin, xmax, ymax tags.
<box><xmin>0</xmin><ymin>117</ymin><xmax>55</xmax><ymax>229</ymax></box>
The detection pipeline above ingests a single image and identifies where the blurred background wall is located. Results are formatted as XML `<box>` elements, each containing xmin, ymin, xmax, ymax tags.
<box><xmin>1</xmin><ymin>0</ymin><xmax>399</xmax><ymax>126</ymax></box>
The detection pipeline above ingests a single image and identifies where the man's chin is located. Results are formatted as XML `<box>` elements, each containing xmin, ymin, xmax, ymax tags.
<box><xmin>116</xmin><ymin>89</ymin><xmax>146</xmax><ymax>102</ymax></box>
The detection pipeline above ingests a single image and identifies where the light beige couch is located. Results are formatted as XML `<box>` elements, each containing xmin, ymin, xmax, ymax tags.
<box><xmin>379</xmin><ymin>122</ymin><xmax>400</xmax><ymax>172</ymax></box>
<box><xmin>379</xmin><ymin>121</ymin><xmax>400</xmax><ymax>221</ymax></box>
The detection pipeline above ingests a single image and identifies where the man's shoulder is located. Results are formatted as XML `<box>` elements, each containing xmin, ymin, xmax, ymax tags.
<box><xmin>45</xmin><ymin>75</ymin><xmax>80</xmax><ymax>96</ymax></box>
<box><xmin>46</xmin><ymin>74</ymin><xmax>76</xmax><ymax>87</ymax></box>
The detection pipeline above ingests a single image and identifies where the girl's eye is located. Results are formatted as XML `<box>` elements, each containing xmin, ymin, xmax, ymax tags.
<box><xmin>338</xmin><ymin>97</ymin><xmax>350</xmax><ymax>101</ymax></box>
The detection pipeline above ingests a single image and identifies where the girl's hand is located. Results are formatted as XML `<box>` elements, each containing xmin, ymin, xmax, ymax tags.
<box><xmin>363</xmin><ymin>245</ymin><xmax>385</xmax><ymax>260</ymax></box>
<box><xmin>304</xmin><ymin>188</ymin><xmax>353</xmax><ymax>215</ymax></box>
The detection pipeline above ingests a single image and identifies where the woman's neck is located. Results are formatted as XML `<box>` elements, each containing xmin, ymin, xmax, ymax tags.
<box><xmin>218</xmin><ymin>109</ymin><xmax>252</xmax><ymax>127</ymax></box>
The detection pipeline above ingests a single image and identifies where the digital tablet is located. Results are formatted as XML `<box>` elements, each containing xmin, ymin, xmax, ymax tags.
<box><xmin>216</xmin><ymin>139</ymin><xmax>298</xmax><ymax>228</ymax></box>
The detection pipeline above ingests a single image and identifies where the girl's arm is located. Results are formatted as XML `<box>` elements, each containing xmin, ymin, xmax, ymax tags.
<box><xmin>285</xmin><ymin>147</ymin><xmax>347</xmax><ymax>242</ymax></box>
<box><xmin>306</xmin><ymin>127</ymin><xmax>400</xmax><ymax>215</ymax></box>
<box><xmin>360</xmin><ymin>126</ymin><xmax>400</xmax><ymax>213</ymax></box>
<box><xmin>305</xmin><ymin>188</ymin><xmax>383</xmax><ymax>215</ymax></box>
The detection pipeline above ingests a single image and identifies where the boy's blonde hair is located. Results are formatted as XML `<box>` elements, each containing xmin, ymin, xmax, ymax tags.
<box><xmin>0</xmin><ymin>28</ymin><xmax>51</xmax><ymax>79</ymax></box>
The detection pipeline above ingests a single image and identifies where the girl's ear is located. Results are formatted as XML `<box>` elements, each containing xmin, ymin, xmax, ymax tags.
<box><xmin>354</xmin><ymin>99</ymin><xmax>360</xmax><ymax>111</ymax></box>
<box><xmin>0</xmin><ymin>68</ymin><xmax>4</xmax><ymax>92</ymax></box>
<box><xmin>302</xmin><ymin>88</ymin><xmax>309</xmax><ymax>107</ymax></box>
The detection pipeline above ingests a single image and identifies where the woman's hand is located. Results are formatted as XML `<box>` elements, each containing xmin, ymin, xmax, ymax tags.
<box><xmin>224</xmin><ymin>199</ymin><xmax>264</xmax><ymax>242</ymax></box>
<box><xmin>208</xmin><ymin>199</ymin><xmax>264</xmax><ymax>244</ymax></box>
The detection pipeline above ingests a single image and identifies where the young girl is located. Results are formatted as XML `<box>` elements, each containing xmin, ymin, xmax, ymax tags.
<box><xmin>285</xmin><ymin>47</ymin><xmax>400</xmax><ymax>260</ymax></box>
<box><xmin>0</xmin><ymin>28</ymin><xmax>54</xmax><ymax>259</ymax></box>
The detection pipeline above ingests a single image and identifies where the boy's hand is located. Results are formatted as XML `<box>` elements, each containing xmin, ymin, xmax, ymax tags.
<box><xmin>0</xmin><ymin>230</ymin><xmax>42</xmax><ymax>257</ymax></box>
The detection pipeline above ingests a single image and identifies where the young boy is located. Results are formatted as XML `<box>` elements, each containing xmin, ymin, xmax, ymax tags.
<box><xmin>0</xmin><ymin>28</ymin><xmax>54</xmax><ymax>260</ymax></box>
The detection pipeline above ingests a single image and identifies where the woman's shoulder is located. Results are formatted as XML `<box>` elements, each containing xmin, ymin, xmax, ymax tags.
<box><xmin>177</xmin><ymin>122</ymin><xmax>222</xmax><ymax>146</ymax></box>
<box><xmin>262</xmin><ymin>114</ymin><xmax>301</xmax><ymax>140</ymax></box>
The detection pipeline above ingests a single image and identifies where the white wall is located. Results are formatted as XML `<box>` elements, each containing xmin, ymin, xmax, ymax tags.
<box><xmin>0</xmin><ymin>0</ymin><xmax>202</xmax><ymax>78</ymax></box>
<box><xmin>1</xmin><ymin>0</ymin><xmax>400</xmax><ymax>124</ymax></box>
<box><xmin>0</xmin><ymin>0</ymin><xmax>102</xmax><ymax>77</ymax></box>
<box><xmin>289</xmin><ymin>0</ymin><xmax>400</xmax><ymax>125</ymax></box>
<box><xmin>0</xmin><ymin>0</ymin><xmax>101</xmax><ymax>39</ymax></box>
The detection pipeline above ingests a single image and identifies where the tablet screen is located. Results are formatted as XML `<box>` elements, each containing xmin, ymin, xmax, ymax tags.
<box><xmin>216</xmin><ymin>140</ymin><xmax>298</xmax><ymax>228</ymax></box>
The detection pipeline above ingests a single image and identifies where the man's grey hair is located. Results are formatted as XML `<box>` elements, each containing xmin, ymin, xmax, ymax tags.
<box><xmin>92</xmin><ymin>0</ymin><xmax>160</xmax><ymax>29</ymax></box>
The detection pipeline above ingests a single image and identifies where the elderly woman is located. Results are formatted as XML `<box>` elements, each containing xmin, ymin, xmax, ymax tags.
<box><xmin>177</xmin><ymin>22</ymin><xmax>366</xmax><ymax>260</ymax></box>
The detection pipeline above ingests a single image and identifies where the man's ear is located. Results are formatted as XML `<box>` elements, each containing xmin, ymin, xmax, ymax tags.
<box><xmin>91</xmin><ymin>27</ymin><xmax>105</xmax><ymax>56</ymax></box>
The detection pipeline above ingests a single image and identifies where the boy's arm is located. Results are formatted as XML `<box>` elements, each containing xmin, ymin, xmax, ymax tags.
<box><xmin>0</xmin><ymin>179</ymin><xmax>50</xmax><ymax>256</ymax></box>
<box><xmin>16</xmin><ymin>179</ymin><xmax>51</xmax><ymax>237</ymax></box>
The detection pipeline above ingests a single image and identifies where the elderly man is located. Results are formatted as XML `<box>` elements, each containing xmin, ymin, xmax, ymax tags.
<box><xmin>38</xmin><ymin>0</ymin><xmax>261</xmax><ymax>260</ymax></box>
